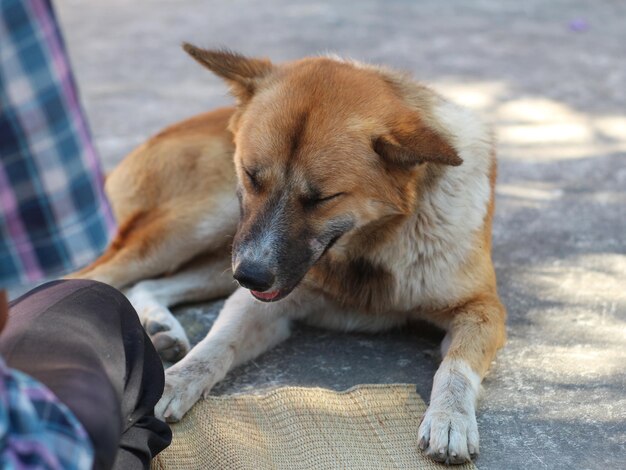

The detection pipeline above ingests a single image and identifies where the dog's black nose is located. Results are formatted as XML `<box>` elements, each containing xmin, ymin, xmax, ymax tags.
<box><xmin>233</xmin><ymin>262</ymin><xmax>275</xmax><ymax>292</ymax></box>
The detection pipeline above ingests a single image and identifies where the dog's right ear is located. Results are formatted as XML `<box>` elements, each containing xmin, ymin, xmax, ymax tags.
<box><xmin>182</xmin><ymin>43</ymin><xmax>273</xmax><ymax>104</ymax></box>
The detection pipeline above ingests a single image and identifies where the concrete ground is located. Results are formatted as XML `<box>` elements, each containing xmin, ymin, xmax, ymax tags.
<box><xmin>52</xmin><ymin>1</ymin><xmax>625</xmax><ymax>468</ymax></box>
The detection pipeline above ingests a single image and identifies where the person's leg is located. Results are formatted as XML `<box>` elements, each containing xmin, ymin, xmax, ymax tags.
<box><xmin>0</xmin><ymin>280</ymin><xmax>171</xmax><ymax>470</ymax></box>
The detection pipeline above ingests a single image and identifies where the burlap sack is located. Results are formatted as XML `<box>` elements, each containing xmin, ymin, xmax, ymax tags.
<box><xmin>152</xmin><ymin>384</ymin><xmax>475</xmax><ymax>470</ymax></box>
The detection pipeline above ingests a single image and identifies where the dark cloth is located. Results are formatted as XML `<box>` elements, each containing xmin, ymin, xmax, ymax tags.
<box><xmin>0</xmin><ymin>280</ymin><xmax>171</xmax><ymax>469</ymax></box>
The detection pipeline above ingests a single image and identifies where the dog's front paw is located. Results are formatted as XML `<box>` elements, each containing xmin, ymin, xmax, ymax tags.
<box><xmin>156</xmin><ymin>362</ymin><xmax>212</xmax><ymax>422</ymax></box>
<box><xmin>143</xmin><ymin>307</ymin><xmax>190</xmax><ymax>362</ymax></box>
<box><xmin>418</xmin><ymin>359</ymin><xmax>482</xmax><ymax>464</ymax></box>
<box><xmin>127</xmin><ymin>287</ymin><xmax>191</xmax><ymax>362</ymax></box>
<box><xmin>417</xmin><ymin>402</ymin><xmax>479</xmax><ymax>464</ymax></box>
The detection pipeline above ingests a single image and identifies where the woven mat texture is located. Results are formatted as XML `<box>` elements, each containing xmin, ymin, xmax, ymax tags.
<box><xmin>152</xmin><ymin>384</ymin><xmax>475</xmax><ymax>470</ymax></box>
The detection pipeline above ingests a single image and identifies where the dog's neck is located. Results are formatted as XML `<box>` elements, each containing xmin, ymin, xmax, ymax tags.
<box><xmin>306</xmin><ymin>100</ymin><xmax>494</xmax><ymax>313</ymax></box>
<box><xmin>379</xmin><ymin>100</ymin><xmax>495</xmax><ymax>310</ymax></box>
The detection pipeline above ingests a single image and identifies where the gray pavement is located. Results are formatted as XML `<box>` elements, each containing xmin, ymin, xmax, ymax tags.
<box><xmin>54</xmin><ymin>1</ymin><xmax>626</xmax><ymax>469</ymax></box>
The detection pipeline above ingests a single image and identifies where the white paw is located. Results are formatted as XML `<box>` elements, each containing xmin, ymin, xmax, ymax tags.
<box><xmin>418</xmin><ymin>402</ymin><xmax>479</xmax><ymax>464</ymax></box>
<box><xmin>142</xmin><ymin>305</ymin><xmax>190</xmax><ymax>362</ymax></box>
<box><xmin>155</xmin><ymin>361</ymin><xmax>213</xmax><ymax>422</ymax></box>
<box><xmin>126</xmin><ymin>289</ymin><xmax>190</xmax><ymax>362</ymax></box>
<box><xmin>418</xmin><ymin>359</ymin><xmax>481</xmax><ymax>464</ymax></box>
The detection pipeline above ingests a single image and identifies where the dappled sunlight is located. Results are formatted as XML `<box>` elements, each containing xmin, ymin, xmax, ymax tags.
<box><xmin>496</xmin><ymin>184</ymin><xmax>564</xmax><ymax>201</ymax></box>
<box><xmin>495</xmin><ymin>96</ymin><xmax>626</xmax><ymax>160</ymax></box>
<box><xmin>525</xmin><ymin>253</ymin><xmax>626</xmax><ymax>307</ymax></box>
<box><xmin>524</xmin><ymin>305</ymin><xmax>626</xmax><ymax>353</ymax></box>
<box><xmin>500</xmin><ymin>142</ymin><xmax>626</xmax><ymax>160</ymax></box>
<box><xmin>510</xmin><ymin>343</ymin><xmax>624</xmax><ymax>383</ymax></box>
<box><xmin>434</xmin><ymin>81</ymin><xmax>508</xmax><ymax>111</ymax></box>
<box><xmin>492</xmin><ymin>339</ymin><xmax>626</xmax><ymax>422</ymax></box>
<box><xmin>594</xmin><ymin>115</ymin><xmax>626</xmax><ymax>141</ymax></box>
<box><xmin>495</xmin><ymin>181</ymin><xmax>565</xmax><ymax>210</ymax></box>
<box><xmin>500</xmin><ymin>140</ymin><xmax>626</xmax><ymax>163</ymax></box>
<box><xmin>498</xmin><ymin>122</ymin><xmax>594</xmax><ymax>145</ymax></box>
<box><xmin>497</xmin><ymin>98</ymin><xmax>578</xmax><ymax>124</ymax></box>
<box><xmin>485</xmin><ymin>249</ymin><xmax>626</xmax><ymax>423</ymax></box>
<box><xmin>436</xmin><ymin>82</ymin><xmax>626</xmax><ymax>162</ymax></box>
<box><xmin>490</xmin><ymin>251</ymin><xmax>626</xmax><ymax>416</ymax></box>
<box><xmin>588</xmin><ymin>190</ymin><xmax>626</xmax><ymax>205</ymax></box>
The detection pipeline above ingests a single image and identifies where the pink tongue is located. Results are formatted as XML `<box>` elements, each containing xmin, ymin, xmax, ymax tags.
<box><xmin>252</xmin><ymin>290</ymin><xmax>280</xmax><ymax>300</ymax></box>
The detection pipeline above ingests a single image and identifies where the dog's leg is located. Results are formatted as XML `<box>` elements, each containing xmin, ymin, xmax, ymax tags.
<box><xmin>69</xmin><ymin>196</ymin><xmax>238</xmax><ymax>289</ymax></box>
<box><xmin>155</xmin><ymin>287</ymin><xmax>317</xmax><ymax>422</ymax></box>
<box><xmin>418</xmin><ymin>295</ymin><xmax>506</xmax><ymax>464</ymax></box>
<box><xmin>67</xmin><ymin>210</ymin><xmax>193</xmax><ymax>288</ymax></box>
<box><xmin>124</xmin><ymin>253</ymin><xmax>235</xmax><ymax>362</ymax></box>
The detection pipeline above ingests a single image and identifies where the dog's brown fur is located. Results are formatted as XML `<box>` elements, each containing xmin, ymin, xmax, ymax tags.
<box><xmin>71</xmin><ymin>47</ymin><xmax>506</xmax><ymax>464</ymax></box>
<box><xmin>73</xmin><ymin>108</ymin><xmax>238</xmax><ymax>286</ymax></box>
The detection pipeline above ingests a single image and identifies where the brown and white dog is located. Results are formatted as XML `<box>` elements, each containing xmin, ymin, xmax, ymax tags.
<box><xmin>71</xmin><ymin>45</ymin><xmax>506</xmax><ymax>464</ymax></box>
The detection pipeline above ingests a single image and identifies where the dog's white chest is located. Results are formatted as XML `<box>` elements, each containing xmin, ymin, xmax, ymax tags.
<box><xmin>383</xmin><ymin>169</ymin><xmax>491</xmax><ymax>311</ymax></box>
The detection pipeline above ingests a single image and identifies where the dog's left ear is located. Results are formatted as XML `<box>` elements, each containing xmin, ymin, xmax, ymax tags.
<box><xmin>373</xmin><ymin>113</ymin><xmax>462</xmax><ymax>167</ymax></box>
<box><xmin>183</xmin><ymin>43</ymin><xmax>273</xmax><ymax>104</ymax></box>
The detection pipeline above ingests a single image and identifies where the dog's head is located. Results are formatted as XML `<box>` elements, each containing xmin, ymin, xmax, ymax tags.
<box><xmin>184</xmin><ymin>44</ymin><xmax>462</xmax><ymax>302</ymax></box>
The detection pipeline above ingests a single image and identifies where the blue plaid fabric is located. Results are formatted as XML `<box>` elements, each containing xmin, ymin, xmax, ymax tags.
<box><xmin>0</xmin><ymin>0</ymin><xmax>116</xmax><ymax>289</ymax></box>
<box><xmin>0</xmin><ymin>356</ymin><xmax>93</xmax><ymax>469</ymax></box>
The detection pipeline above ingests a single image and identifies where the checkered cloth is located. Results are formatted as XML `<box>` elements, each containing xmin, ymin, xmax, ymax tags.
<box><xmin>0</xmin><ymin>0</ymin><xmax>115</xmax><ymax>289</ymax></box>
<box><xmin>0</xmin><ymin>356</ymin><xmax>93</xmax><ymax>469</ymax></box>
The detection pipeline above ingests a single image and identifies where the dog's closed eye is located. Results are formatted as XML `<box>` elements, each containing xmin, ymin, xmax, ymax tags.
<box><xmin>301</xmin><ymin>192</ymin><xmax>345</xmax><ymax>210</ymax></box>
<box><xmin>244</xmin><ymin>168</ymin><xmax>262</xmax><ymax>192</ymax></box>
